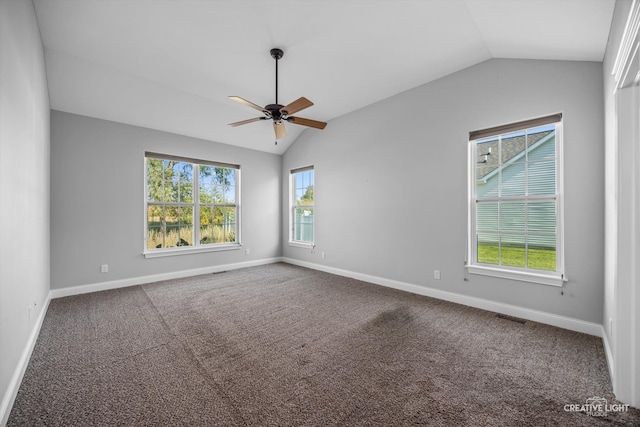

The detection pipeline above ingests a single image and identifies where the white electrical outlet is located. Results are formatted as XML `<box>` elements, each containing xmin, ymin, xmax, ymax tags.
<box><xmin>434</xmin><ymin>270</ymin><xmax>441</xmax><ymax>280</ymax></box>
<box><xmin>321</xmin><ymin>252</ymin><xmax>326</xmax><ymax>259</ymax></box>
<box><xmin>28</xmin><ymin>300</ymin><xmax>38</xmax><ymax>321</ymax></box>
<box><xmin>245</xmin><ymin>248</ymin><xmax>251</xmax><ymax>255</ymax></box>
<box><xmin>100</xmin><ymin>264</ymin><xmax>108</xmax><ymax>273</ymax></box>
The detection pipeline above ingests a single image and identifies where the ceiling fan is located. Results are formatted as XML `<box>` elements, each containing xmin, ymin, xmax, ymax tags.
<box><xmin>228</xmin><ymin>48</ymin><xmax>327</xmax><ymax>141</ymax></box>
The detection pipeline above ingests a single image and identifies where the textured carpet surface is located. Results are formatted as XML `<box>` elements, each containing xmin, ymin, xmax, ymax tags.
<box><xmin>8</xmin><ymin>263</ymin><xmax>640</xmax><ymax>426</ymax></box>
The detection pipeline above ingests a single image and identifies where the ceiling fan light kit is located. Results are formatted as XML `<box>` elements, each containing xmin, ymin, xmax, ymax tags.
<box><xmin>228</xmin><ymin>48</ymin><xmax>327</xmax><ymax>142</ymax></box>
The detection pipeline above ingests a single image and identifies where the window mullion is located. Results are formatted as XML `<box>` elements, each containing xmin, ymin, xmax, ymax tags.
<box><xmin>524</xmin><ymin>199</ymin><xmax>529</xmax><ymax>268</ymax></box>
<box><xmin>291</xmin><ymin>206</ymin><xmax>295</xmax><ymax>236</ymax></box>
<box><xmin>498</xmin><ymin>135</ymin><xmax>502</xmax><ymax>198</ymax></box>
<box><xmin>497</xmin><ymin>201</ymin><xmax>502</xmax><ymax>265</ymax></box>
<box><xmin>194</xmin><ymin>165</ymin><xmax>200</xmax><ymax>246</ymax></box>
<box><xmin>524</xmin><ymin>130</ymin><xmax>529</xmax><ymax>269</ymax></box>
<box><xmin>161</xmin><ymin>202</ymin><xmax>166</xmax><ymax>249</ymax></box>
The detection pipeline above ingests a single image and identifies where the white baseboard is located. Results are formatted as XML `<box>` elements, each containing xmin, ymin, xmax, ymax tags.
<box><xmin>282</xmin><ymin>257</ymin><xmax>603</xmax><ymax>337</ymax></box>
<box><xmin>45</xmin><ymin>255</ymin><xmax>604</xmax><ymax>336</ymax></box>
<box><xmin>50</xmin><ymin>257</ymin><xmax>283</xmax><ymax>299</ymax></box>
<box><xmin>2</xmin><ymin>257</ymin><xmax>611</xmax><ymax>426</ymax></box>
<box><xmin>0</xmin><ymin>293</ymin><xmax>52</xmax><ymax>427</ymax></box>
<box><xmin>601</xmin><ymin>326</ymin><xmax>615</xmax><ymax>389</ymax></box>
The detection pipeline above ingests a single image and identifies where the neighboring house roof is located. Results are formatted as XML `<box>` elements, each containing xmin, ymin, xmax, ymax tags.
<box><xmin>476</xmin><ymin>130</ymin><xmax>553</xmax><ymax>181</ymax></box>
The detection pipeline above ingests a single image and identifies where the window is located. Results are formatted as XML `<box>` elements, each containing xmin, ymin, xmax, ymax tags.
<box><xmin>468</xmin><ymin>114</ymin><xmax>564</xmax><ymax>286</ymax></box>
<box><xmin>290</xmin><ymin>166</ymin><xmax>314</xmax><ymax>246</ymax></box>
<box><xmin>145</xmin><ymin>152</ymin><xmax>240</xmax><ymax>256</ymax></box>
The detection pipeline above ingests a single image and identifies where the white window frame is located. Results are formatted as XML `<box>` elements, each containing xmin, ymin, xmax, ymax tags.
<box><xmin>467</xmin><ymin>115</ymin><xmax>565</xmax><ymax>286</ymax></box>
<box><xmin>143</xmin><ymin>152</ymin><xmax>241</xmax><ymax>258</ymax></box>
<box><xmin>289</xmin><ymin>166</ymin><xmax>315</xmax><ymax>248</ymax></box>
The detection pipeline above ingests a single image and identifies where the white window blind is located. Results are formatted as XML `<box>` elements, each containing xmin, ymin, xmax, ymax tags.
<box><xmin>468</xmin><ymin>115</ymin><xmax>564</xmax><ymax>286</ymax></box>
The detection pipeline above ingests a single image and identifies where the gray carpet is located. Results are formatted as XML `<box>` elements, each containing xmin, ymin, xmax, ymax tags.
<box><xmin>8</xmin><ymin>263</ymin><xmax>640</xmax><ymax>426</ymax></box>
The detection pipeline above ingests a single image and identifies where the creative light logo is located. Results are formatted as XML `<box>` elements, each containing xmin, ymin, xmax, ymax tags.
<box><xmin>585</xmin><ymin>397</ymin><xmax>607</xmax><ymax>417</ymax></box>
<box><xmin>564</xmin><ymin>397</ymin><xmax>630</xmax><ymax>417</ymax></box>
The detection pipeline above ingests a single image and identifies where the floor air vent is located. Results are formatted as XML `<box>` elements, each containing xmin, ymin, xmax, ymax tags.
<box><xmin>496</xmin><ymin>313</ymin><xmax>527</xmax><ymax>324</ymax></box>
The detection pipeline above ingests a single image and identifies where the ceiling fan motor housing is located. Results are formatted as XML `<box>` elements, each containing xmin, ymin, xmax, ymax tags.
<box><xmin>265</xmin><ymin>103</ymin><xmax>285</xmax><ymax>122</ymax></box>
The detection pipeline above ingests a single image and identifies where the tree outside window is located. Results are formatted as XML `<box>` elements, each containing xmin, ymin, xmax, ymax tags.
<box><xmin>145</xmin><ymin>154</ymin><xmax>239</xmax><ymax>251</ymax></box>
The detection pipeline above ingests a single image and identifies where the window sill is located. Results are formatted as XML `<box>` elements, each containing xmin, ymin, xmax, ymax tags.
<box><xmin>289</xmin><ymin>241</ymin><xmax>314</xmax><ymax>249</ymax></box>
<box><xmin>143</xmin><ymin>243</ymin><xmax>241</xmax><ymax>258</ymax></box>
<box><xmin>467</xmin><ymin>264</ymin><xmax>565</xmax><ymax>287</ymax></box>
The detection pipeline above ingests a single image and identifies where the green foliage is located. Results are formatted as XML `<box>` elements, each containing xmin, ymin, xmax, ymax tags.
<box><xmin>147</xmin><ymin>225</ymin><xmax>235</xmax><ymax>249</ymax></box>
<box><xmin>146</xmin><ymin>158</ymin><xmax>237</xmax><ymax>249</ymax></box>
<box><xmin>199</xmin><ymin>225</ymin><xmax>236</xmax><ymax>245</ymax></box>
<box><xmin>199</xmin><ymin>166</ymin><xmax>235</xmax><ymax>205</ymax></box>
<box><xmin>299</xmin><ymin>185</ymin><xmax>313</xmax><ymax>205</ymax></box>
<box><xmin>477</xmin><ymin>244</ymin><xmax>556</xmax><ymax>271</ymax></box>
<box><xmin>147</xmin><ymin>225</ymin><xmax>193</xmax><ymax>249</ymax></box>
<box><xmin>146</xmin><ymin>159</ymin><xmax>193</xmax><ymax>204</ymax></box>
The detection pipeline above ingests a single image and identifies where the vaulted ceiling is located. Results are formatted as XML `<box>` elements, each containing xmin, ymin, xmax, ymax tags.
<box><xmin>34</xmin><ymin>0</ymin><xmax>615</xmax><ymax>154</ymax></box>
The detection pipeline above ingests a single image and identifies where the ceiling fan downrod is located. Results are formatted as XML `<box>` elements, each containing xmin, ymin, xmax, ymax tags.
<box><xmin>270</xmin><ymin>48</ymin><xmax>283</xmax><ymax>105</ymax></box>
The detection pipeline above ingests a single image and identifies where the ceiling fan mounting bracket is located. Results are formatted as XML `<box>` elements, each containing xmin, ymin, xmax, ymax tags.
<box><xmin>270</xmin><ymin>48</ymin><xmax>284</xmax><ymax>60</ymax></box>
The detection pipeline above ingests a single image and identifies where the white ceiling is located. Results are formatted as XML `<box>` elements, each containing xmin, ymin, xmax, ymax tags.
<box><xmin>34</xmin><ymin>0</ymin><xmax>615</xmax><ymax>155</ymax></box>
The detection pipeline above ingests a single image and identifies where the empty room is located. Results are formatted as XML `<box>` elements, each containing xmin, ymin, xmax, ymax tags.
<box><xmin>1</xmin><ymin>0</ymin><xmax>639</xmax><ymax>425</ymax></box>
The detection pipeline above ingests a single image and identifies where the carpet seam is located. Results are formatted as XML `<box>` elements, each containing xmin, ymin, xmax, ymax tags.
<box><xmin>139</xmin><ymin>283</ymin><xmax>250</xmax><ymax>427</ymax></box>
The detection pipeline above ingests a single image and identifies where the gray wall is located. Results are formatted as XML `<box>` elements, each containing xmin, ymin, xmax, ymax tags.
<box><xmin>283</xmin><ymin>58</ymin><xmax>605</xmax><ymax>324</ymax></box>
<box><xmin>50</xmin><ymin>111</ymin><xmax>281</xmax><ymax>289</ymax></box>
<box><xmin>0</xmin><ymin>0</ymin><xmax>51</xmax><ymax>420</ymax></box>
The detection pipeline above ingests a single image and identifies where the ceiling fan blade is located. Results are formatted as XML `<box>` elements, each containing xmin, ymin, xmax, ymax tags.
<box><xmin>287</xmin><ymin>116</ymin><xmax>327</xmax><ymax>130</ymax></box>
<box><xmin>273</xmin><ymin>122</ymin><xmax>286</xmax><ymax>139</ymax></box>
<box><xmin>280</xmin><ymin>97</ymin><xmax>313</xmax><ymax>115</ymax></box>
<box><xmin>229</xmin><ymin>96</ymin><xmax>266</xmax><ymax>113</ymax></box>
<box><xmin>228</xmin><ymin>117</ymin><xmax>265</xmax><ymax>127</ymax></box>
